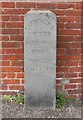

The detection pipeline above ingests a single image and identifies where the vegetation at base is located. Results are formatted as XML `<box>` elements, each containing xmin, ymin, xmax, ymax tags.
<box><xmin>56</xmin><ymin>92</ymin><xmax>68</xmax><ymax>108</ymax></box>
<box><xmin>56</xmin><ymin>92</ymin><xmax>77</xmax><ymax>108</ymax></box>
<box><xmin>4</xmin><ymin>91</ymin><xmax>76</xmax><ymax>108</ymax></box>
<box><xmin>4</xmin><ymin>93</ymin><xmax>24</xmax><ymax>104</ymax></box>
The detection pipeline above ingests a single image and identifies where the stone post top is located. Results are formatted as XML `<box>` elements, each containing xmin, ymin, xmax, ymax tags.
<box><xmin>25</xmin><ymin>10</ymin><xmax>56</xmax><ymax>17</ymax></box>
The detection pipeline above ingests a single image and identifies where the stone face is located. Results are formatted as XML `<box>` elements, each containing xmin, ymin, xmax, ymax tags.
<box><xmin>24</xmin><ymin>10</ymin><xmax>56</xmax><ymax>109</ymax></box>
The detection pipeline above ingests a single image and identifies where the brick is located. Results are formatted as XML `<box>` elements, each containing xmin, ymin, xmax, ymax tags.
<box><xmin>57</xmin><ymin>49</ymin><xmax>65</xmax><ymax>55</ymax></box>
<box><xmin>68</xmin><ymin>89</ymin><xmax>81</xmax><ymax>94</ymax></box>
<box><xmin>56</xmin><ymin>73</ymin><xmax>64</xmax><ymax>78</ymax></box>
<box><xmin>37</xmin><ymin>3</ymin><xmax>55</xmax><ymax>9</ymax></box>
<box><xmin>76</xmin><ymin>3</ymin><xmax>81</xmax><ymax>10</ymax></box>
<box><xmin>22</xmin><ymin>80</ymin><xmax>24</xmax><ymax>84</ymax></box>
<box><xmin>1</xmin><ymin>48</ymin><xmax>5</xmax><ymax>54</ymax></box>
<box><xmin>2</xmin><ymin>16</ymin><xmax>10</xmax><ymax>21</ymax></box>
<box><xmin>0</xmin><ymin>49</ymin><xmax>2</xmax><ymax>54</ymax></box>
<box><xmin>16</xmin><ymin>2</ymin><xmax>36</xmax><ymax>8</ymax></box>
<box><xmin>9</xmin><ymin>85</ymin><xmax>24</xmax><ymax>90</ymax></box>
<box><xmin>5</xmin><ymin>48</ymin><xmax>14</xmax><ymax>54</ymax></box>
<box><xmin>56</xmin><ymin>84</ymin><xmax>63</xmax><ymax>91</ymax></box>
<box><xmin>3</xmin><ymin>42</ymin><xmax>20</xmax><ymax>48</ymax></box>
<box><xmin>65</xmin><ymin>23</ymin><xmax>81</xmax><ymax>29</ymax></box>
<box><xmin>3</xmin><ymin>9</ymin><xmax>29</xmax><ymax>15</ymax></box>
<box><xmin>3</xmin><ymin>55</ymin><xmax>17</xmax><ymax>60</ymax></box>
<box><xmin>19</xmin><ymin>16</ymin><xmax>24</xmax><ymax>21</ymax></box>
<box><xmin>57</xmin><ymin>67</ymin><xmax>69</xmax><ymax>72</ymax></box>
<box><xmin>14</xmin><ymin>48</ymin><xmax>24</xmax><ymax>54</ymax></box>
<box><xmin>56</xmin><ymin>79</ymin><xmax>61</xmax><ymax>84</ymax></box>
<box><xmin>12</xmin><ymin>67</ymin><xmax>22</xmax><ymax>72</ymax></box>
<box><xmin>65</xmin><ymin>10</ymin><xmax>81</xmax><ymax>16</ymax></box>
<box><xmin>67</xmin><ymin>61</ymin><xmax>79</xmax><ymax>66</ymax></box>
<box><xmin>57</xmin><ymin>43</ymin><xmax>70</xmax><ymax>48</ymax></box>
<box><xmin>57</xmin><ymin>23</ymin><xmax>65</xmax><ymax>29</ymax></box>
<box><xmin>70</xmin><ymin>67</ymin><xmax>81</xmax><ymax>72</ymax></box>
<box><xmin>57</xmin><ymin>61</ymin><xmax>65</xmax><ymax>67</ymax></box>
<box><xmin>2</xmin><ymin>42</ymin><xmax>15</xmax><ymax>48</ymax></box>
<box><xmin>57</xmin><ymin>55</ymin><xmax>81</xmax><ymax>61</ymax></box>
<box><xmin>17</xmin><ymin>55</ymin><xmax>24</xmax><ymax>60</ymax></box>
<box><xmin>71</xmin><ymin>43</ymin><xmax>81</xmax><ymax>48</ymax></box>
<box><xmin>0</xmin><ymin>22</ymin><xmax>5</xmax><ymax>28</ymax></box>
<box><xmin>63</xmin><ymin>61</ymin><xmax>78</xmax><ymax>67</ymax></box>
<box><xmin>79</xmin><ymin>73</ymin><xmax>83</xmax><ymax>77</ymax></box>
<box><xmin>2</xmin><ymin>67</ymin><xmax>22</xmax><ymax>72</ymax></box>
<box><xmin>10</xmin><ymin>16</ymin><xmax>19</xmax><ymax>21</ymax></box>
<box><xmin>52</xmin><ymin>10</ymin><xmax>65</xmax><ymax>16</ymax></box>
<box><xmin>57</xmin><ymin>17</ymin><xmax>66</xmax><ymax>22</ymax></box>
<box><xmin>66</xmin><ymin>94</ymin><xmax>77</xmax><ymax>99</ymax></box>
<box><xmin>66</xmin><ymin>17</ymin><xmax>74</xmax><ymax>23</ymax></box>
<box><xmin>20</xmin><ymin>29</ymin><xmax>24</xmax><ymax>34</ymax></box>
<box><xmin>0</xmin><ymin>9</ymin><xmax>3</xmax><ymax>15</ymax></box>
<box><xmin>58</xmin><ymin>35</ymin><xmax>75</xmax><ymax>42</ymax></box>
<box><xmin>57</xmin><ymin>16</ymin><xmax>74</xmax><ymax>23</ymax></box>
<box><xmin>1</xmin><ymin>73</ymin><xmax>6</xmax><ymax>78</ymax></box>
<box><xmin>2</xmin><ymin>29</ymin><xmax>20</xmax><ymax>34</ymax></box>
<box><xmin>74</xmin><ymin>17</ymin><xmax>81</xmax><ymax>22</ymax></box>
<box><xmin>57</xmin><ymin>3</ymin><xmax>75</xmax><ymax>9</ymax></box>
<box><xmin>1</xmin><ymin>84</ymin><xmax>7</xmax><ymax>90</ymax></box>
<box><xmin>58</xmin><ymin>30</ymin><xmax>81</xmax><ymax>35</ymax></box>
<box><xmin>6</xmin><ymin>73</ymin><xmax>15</xmax><ymax>78</ymax></box>
<box><xmin>2</xmin><ymin>67</ymin><xmax>12</xmax><ymax>72</ymax></box>
<box><xmin>65</xmin><ymin>73</ymin><xmax>77</xmax><ymax>78</ymax></box>
<box><xmin>65</xmin><ymin>84</ymin><xmax>76</xmax><ymax>89</ymax></box>
<box><xmin>11</xmin><ymin>61</ymin><xmax>24</xmax><ymax>66</ymax></box>
<box><xmin>17</xmin><ymin>73</ymin><xmax>24</xmax><ymax>78</ymax></box>
<box><xmin>2</xmin><ymin>2</ymin><xmax>15</xmax><ymax>8</ymax></box>
<box><xmin>75</xmin><ymin>36</ymin><xmax>81</xmax><ymax>41</ymax></box>
<box><xmin>2</xmin><ymin>91</ymin><xmax>17</xmax><ymax>95</ymax></box>
<box><xmin>79</xmin><ymin>61</ymin><xmax>83</xmax><ymax>66</ymax></box>
<box><xmin>82</xmin><ymin>17</ymin><xmax>83</xmax><ymax>23</ymax></box>
<box><xmin>3</xmin><ymin>79</ymin><xmax>20</xmax><ymax>84</ymax></box>
<box><xmin>65</xmin><ymin>49</ymin><xmax>80</xmax><ymax>55</ymax></box>
<box><xmin>0</xmin><ymin>73</ymin><xmax>3</xmax><ymax>78</ymax></box>
<box><xmin>70</xmin><ymin>79</ymin><xmax>82</xmax><ymax>83</ymax></box>
<box><xmin>2</xmin><ymin>61</ymin><xmax>10</xmax><ymax>66</ymax></box>
<box><xmin>2</xmin><ymin>49</ymin><xmax>5</xmax><ymax>54</ymax></box>
<box><xmin>10</xmin><ymin>35</ymin><xmax>24</xmax><ymax>41</ymax></box>
<box><xmin>2</xmin><ymin>36</ymin><xmax>9</xmax><ymax>41</ymax></box>
<box><xmin>77</xmin><ymin>84</ymin><xmax>83</xmax><ymax>89</ymax></box>
<box><xmin>6</xmin><ymin>22</ymin><xmax>24</xmax><ymax>28</ymax></box>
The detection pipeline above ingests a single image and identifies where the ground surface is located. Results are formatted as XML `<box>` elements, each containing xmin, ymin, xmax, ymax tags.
<box><xmin>2</xmin><ymin>100</ymin><xmax>82</xmax><ymax>118</ymax></box>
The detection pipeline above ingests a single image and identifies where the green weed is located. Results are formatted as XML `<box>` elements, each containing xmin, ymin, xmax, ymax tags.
<box><xmin>56</xmin><ymin>92</ymin><xmax>68</xmax><ymax>108</ymax></box>
<box><xmin>4</xmin><ymin>93</ymin><xmax>24</xmax><ymax>104</ymax></box>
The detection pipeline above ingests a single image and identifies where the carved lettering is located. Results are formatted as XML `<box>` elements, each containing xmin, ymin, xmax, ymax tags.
<box><xmin>30</xmin><ymin>31</ymin><xmax>51</xmax><ymax>36</ymax></box>
<box><xmin>27</xmin><ymin>66</ymin><xmax>55</xmax><ymax>72</ymax></box>
<box><xmin>25</xmin><ymin>40</ymin><xmax>55</xmax><ymax>46</ymax></box>
<box><xmin>25</xmin><ymin>18</ymin><xmax>54</xmax><ymax>30</ymax></box>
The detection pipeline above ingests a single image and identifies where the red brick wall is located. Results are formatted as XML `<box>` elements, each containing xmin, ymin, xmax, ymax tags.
<box><xmin>1</xmin><ymin>2</ymin><xmax>82</xmax><ymax>99</ymax></box>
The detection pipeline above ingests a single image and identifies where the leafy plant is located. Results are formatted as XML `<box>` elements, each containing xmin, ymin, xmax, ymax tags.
<box><xmin>56</xmin><ymin>92</ymin><xmax>68</xmax><ymax>108</ymax></box>
<box><xmin>4</xmin><ymin>93</ymin><xmax>24</xmax><ymax>104</ymax></box>
<box><xmin>4</xmin><ymin>95</ymin><xmax>15</xmax><ymax>102</ymax></box>
<box><xmin>15</xmin><ymin>93</ymin><xmax>24</xmax><ymax>104</ymax></box>
<box><xmin>4</xmin><ymin>91</ymin><xmax>76</xmax><ymax>108</ymax></box>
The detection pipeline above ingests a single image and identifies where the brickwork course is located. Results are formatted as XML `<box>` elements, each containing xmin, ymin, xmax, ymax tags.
<box><xmin>0</xmin><ymin>1</ymin><xmax>83</xmax><ymax>99</ymax></box>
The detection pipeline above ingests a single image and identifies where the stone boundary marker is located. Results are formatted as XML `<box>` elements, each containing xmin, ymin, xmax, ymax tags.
<box><xmin>24</xmin><ymin>10</ymin><xmax>56</xmax><ymax>109</ymax></box>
